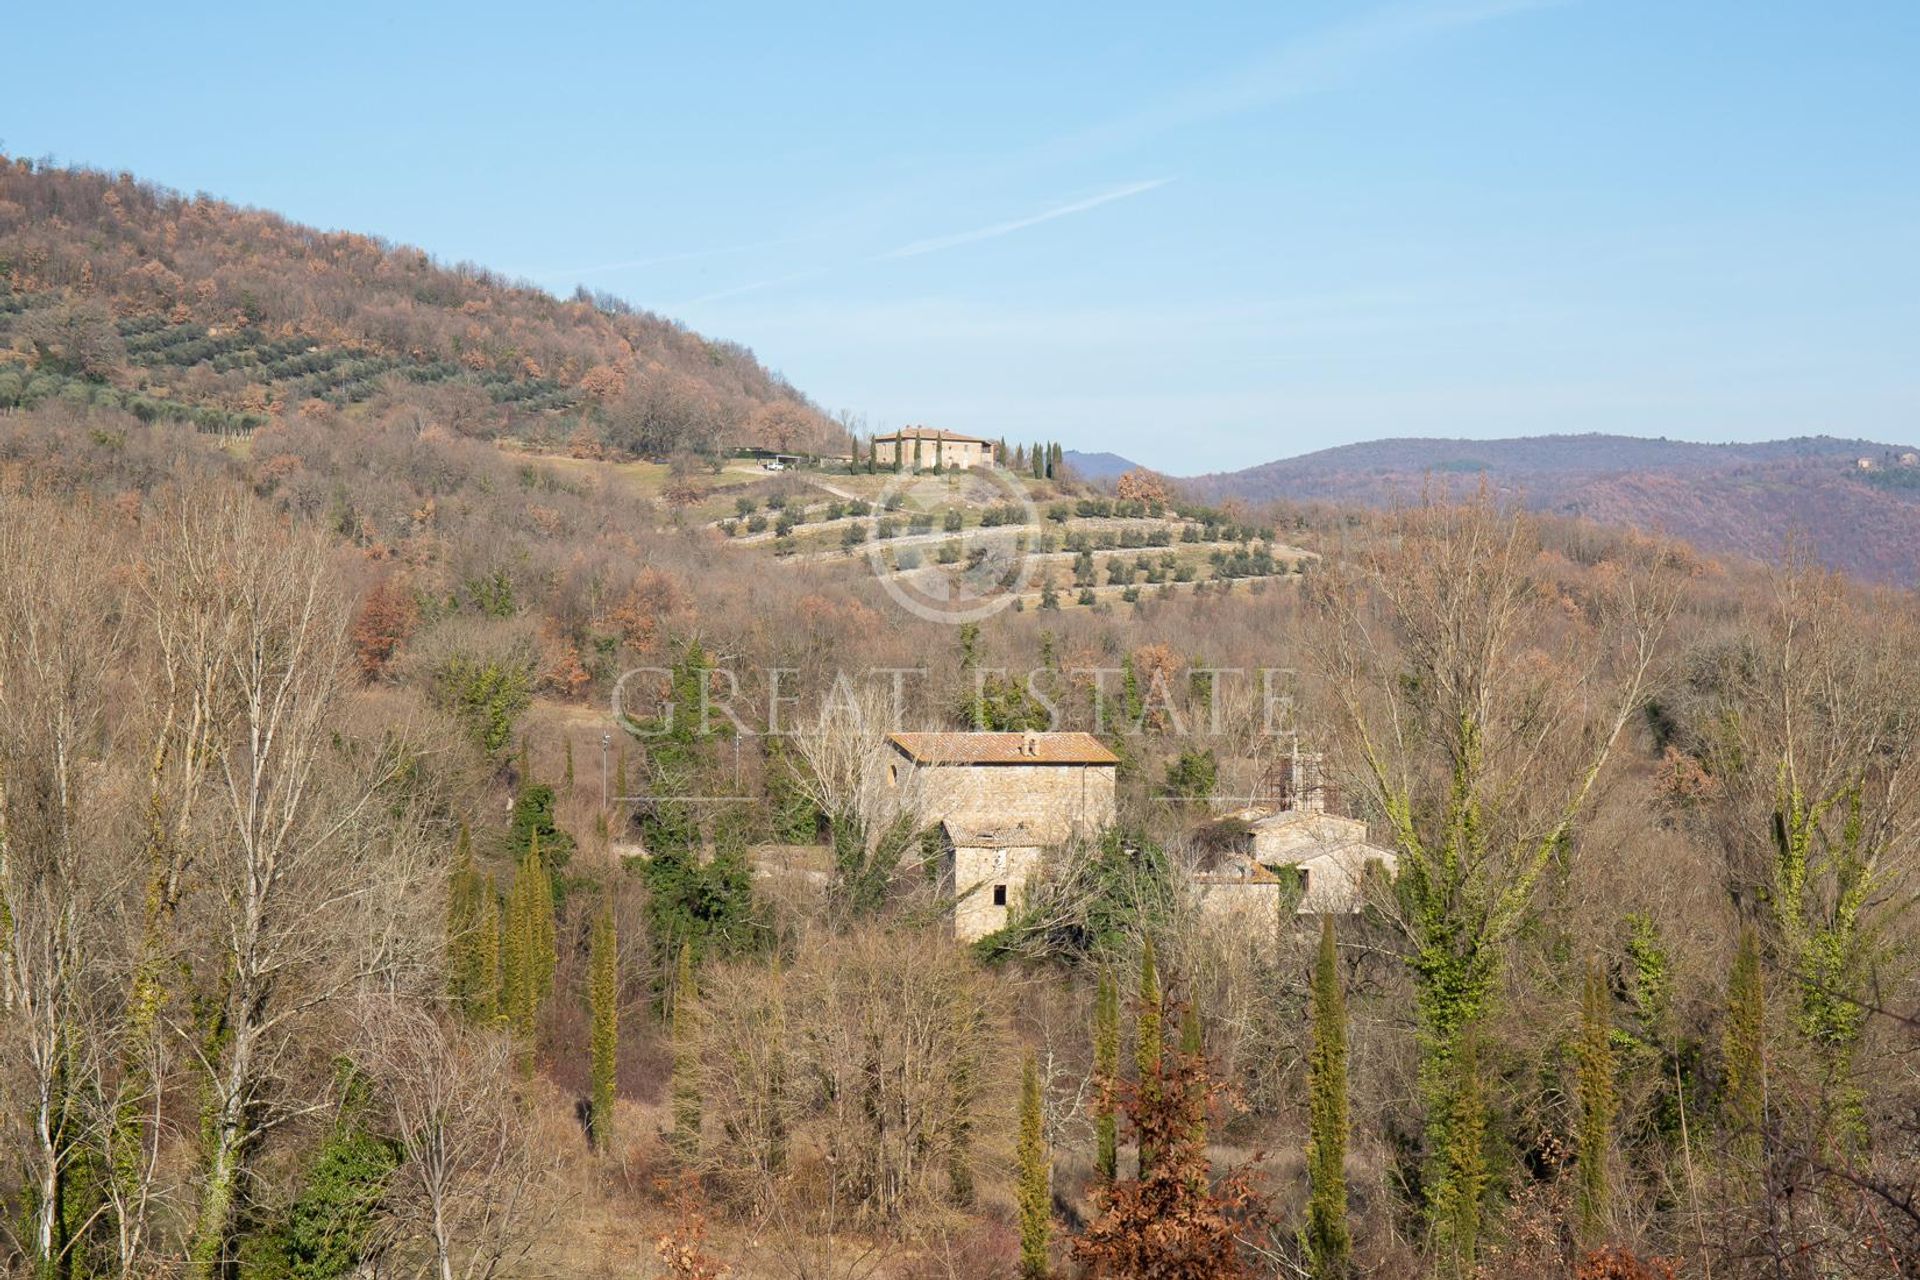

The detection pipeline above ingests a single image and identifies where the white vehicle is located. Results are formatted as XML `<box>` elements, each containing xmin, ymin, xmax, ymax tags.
<box><xmin>762</xmin><ymin>459</ymin><xmax>786</xmax><ymax>472</ymax></box>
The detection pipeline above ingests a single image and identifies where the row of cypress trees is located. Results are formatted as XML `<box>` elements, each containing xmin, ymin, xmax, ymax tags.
<box><xmin>1018</xmin><ymin>928</ymin><xmax>1353</xmax><ymax>1279</ymax></box>
<box><xmin>446</xmin><ymin>821</ymin><xmax>625</xmax><ymax>1150</ymax></box>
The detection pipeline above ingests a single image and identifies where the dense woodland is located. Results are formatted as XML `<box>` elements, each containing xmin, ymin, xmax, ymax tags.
<box><xmin>1</xmin><ymin>161</ymin><xmax>1918</xmax><ymax>1280</ymax></box>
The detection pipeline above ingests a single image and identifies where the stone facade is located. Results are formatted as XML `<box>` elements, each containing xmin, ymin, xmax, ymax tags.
<box><xmin>1242</xmin><ymin>810</ymin><xmax>1396</xmax><ymax>915</ymax></box>
<box><xmin>943</xmin><ymin>823</ymin><xmax>1048</xmax><ymax>941</ymax></box>
<box><xmin>885</xmin><ymin>732</ymin><xmax>1117</xmax><ymax>942</ymax></box>
<box><xmin>872</xmin><ymin>428</ymin><xmax>996</xmax><ymax>471</ymax></box>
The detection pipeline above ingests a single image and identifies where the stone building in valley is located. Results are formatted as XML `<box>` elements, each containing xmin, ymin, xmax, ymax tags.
<box><xmin>883</xmin><ymin>731</ymin><xmax>1117</xmax><ymax>941</ymax></box>
<box><xmin>1190</xmin><ymin>752</ymin><xmax>1397</xmax><ymax>923</ymax></box>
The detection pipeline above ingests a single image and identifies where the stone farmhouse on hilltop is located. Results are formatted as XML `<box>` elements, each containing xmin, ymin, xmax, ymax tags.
<box><xmin>871</xmin><ymin>427</ymin><xmax>996</xmax><ymax>471</ymax></box>
<box><xmin>884</xmin><ymin>731</ymin><xmax>1116</xmax><ymax>941</ymax></box>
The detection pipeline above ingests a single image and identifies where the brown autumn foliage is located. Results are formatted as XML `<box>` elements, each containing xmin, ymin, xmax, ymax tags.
<box><xmin>352</xmin><ymin>572</ymin><xmax>420</xmax><ymax>679</ymax></box>
<box><xmin>1572</xmin><ymin>1248</ymin><xmax>1682</xmax><ymax>1280</ymax></box>
<box><xmin>1115</xmin><ymin>468</ymin><xmax>1171</xmax><ymax>507</ymax></box>
<box><xmin>655</xmin><ymin>1179</ymin><xmax>729</xmax><ymax>1280</ymax></box>
<box><xmin>1074</xmin><ymin>1001</ymin><xmax>1264</xmax><ymax>1280</ymax></box>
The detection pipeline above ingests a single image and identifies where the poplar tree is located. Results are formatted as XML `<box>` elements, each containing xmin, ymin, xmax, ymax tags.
<box><xmin>1093</xmin><ymin>968</ymin><xmax>1120</xmax><ymax>1183</ymax></box>
<box><xmin>1575</xmin><ymin>958</ymin><xmax>1616</xmax><ymax>1244</ymax></box>
<box><xmin>1304</xmin><ymin>916</ymin><xmax>1350</xmax><ymax>1279</ymax></box>
<box><xmin>671</xmin><ymin>942</ymin><xmax>702</xmax><ymax>1159</ymax></box>
<box><xmin>563</xmin><ymin>737</ymin><xmax>575</xmax><ymax>795</ymax></box>
<box><xmin>1723</xmin><ymin>924</ymin><xmax>1766</xmax><ymax>1173</ymax></box>
<box><xmin>588</xmin><ymin>896</ymin><xmax>619</xmax><ymax>1152</ymax></box>
<box><xmin>1017</xmin><ymin>1051</ymin><xmax>1051</xmax><ymax>1280</ymax></box>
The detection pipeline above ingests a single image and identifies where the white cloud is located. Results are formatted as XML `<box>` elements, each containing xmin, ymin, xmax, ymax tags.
<box><xmin>874</xmin><ymin>179</ymin><xmax>1173</xmax><ymax>261</ymax></box>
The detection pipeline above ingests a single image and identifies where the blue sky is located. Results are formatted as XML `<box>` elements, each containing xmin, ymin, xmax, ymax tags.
<box><xmin>4</xmin><ymin>1</ymin><xmax>1917</xmax><ymax>472</ymax></box>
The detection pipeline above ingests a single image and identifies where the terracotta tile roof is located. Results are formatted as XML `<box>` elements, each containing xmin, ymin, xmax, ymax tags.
<box><xmin>888</xmin><ymin>731</ymin><xmax>1119</xmax><ymax>766</ymax></box>
<box><xmin>873</xmin><ymin>427</ymin><xmax>993</xmax><ymax>446</ymax></box>
<box><xmin>940</xmin><ymin>819</ymin><xmax>1054</xmax><ymax>848</ymax></box>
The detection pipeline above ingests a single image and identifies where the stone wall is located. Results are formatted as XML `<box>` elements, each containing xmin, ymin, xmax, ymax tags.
<box><xmin>952</xmin><ymin>843</ymin><xmax>1045</xmax><ymax>942</ymax></box>
<box><xmin>872</xmin><ymin>437</ymin><xmax>995</xmax><ymax>470</ymax></box>
<box><xmin>1193</xmin><ymin>879</ymin><xmax>1286</xmax><ymax>942</ymax></box>
<box><xmin>903</xmin><ymin>758</ymin><xmax>1116</xmax><ymax>840</ymax></box>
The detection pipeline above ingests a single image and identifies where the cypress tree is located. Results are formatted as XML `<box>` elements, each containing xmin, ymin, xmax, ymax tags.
<box><xmin>563</xmin><ymin>738</ymin><xmax>575</xmax><ymax>795</ymax></box>
<box><xmin>670</xmin><ymin>941</ymin><xmax>702</xmax><ymax>1159</ymax></box>
<box><xmin>1017</xmin><ymin>1051</ymin><xmax>1051</xmax><ymax>1280</ymax></box>
<box><xmin>1121</xmin><ymin>655</ymin><xmax>1144</xmax><ymax>728</ymax></box>
<box><xmin>1179</xmin><ymin>1005</ymin><xmax>1206</xmax><ymax>1151</ymax></box>
<box><xmin>1135</xmin><ymin>937</ymin><xmax>1163</xmax><ymax>1176</ymax></box>
<box><xmin>503</xmin><ymin>835</ymin><xmax>555</xmax><ymax>1072</ymax></box>
<box><xmin>1093</xmin><ymin>968</ymin><xmax>1120</xmax><ymax>1183</ymax></box>
<box><xmin>1304</xmin><ymin>916</ymin><xmax>1351</xmax><ymax>1279</ymax></box>
<box><xmin>498</xmin><ymin>875</ymin><xmax>525</xmax><ymax>1038</ymax></box>
<box><xmin>1136</xmin><ymin>937</ymin><xmax>1163</xmax><ymax>1078</ymax></box>
<box><xmin>947</xmin><ymin>991</ymin><xmax>980</xmax><ymax>1205</ymax></box>
<box><xmin>474</xmin><ymin>876</ymin><xmax>501</xmax><ymax>1025</ymax></box>
<box><xmin>446</xmin><ymin>825</ymin><xmax>478</xmax><ymax>1013</ymax></box>
<box><xmin>510</xmin><ymin>868</ymin><xmax>538</xmax><ymax>1067</ymax></box>
<box><xmin>1575</xmin><ymin>958</ymin><xmax>1616</xmax><ymax>1244</ymax></box>
<box><xmin>1724</xmin><ymin>924</ymin><xmax>1766</xmax><ymax>1173</ymax></box>
<box><xmin>765</xmin><ymin>960</ymin><xmax>789</xmax><ymax>1177</ymax></box>
<box><xmin>529</xmin><ymin>843</ymin><xmax>556</xmax><ymax>1008</ymax></box>
<box><xmin>588</xmin><ymin>896</ymin><xmax>619</xmax><ymax>1152</ymax></box>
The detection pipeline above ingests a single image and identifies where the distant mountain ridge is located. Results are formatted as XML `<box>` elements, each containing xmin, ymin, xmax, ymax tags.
<box><xmin>1062</xmin><ymin>449</ymin><xmax>1141</xmax><ymax>480</ymax></box>
<box><xmin>1191</xmin><ymin>433</ymin><xmax>1920</xmax><ymax>585</ymax></box>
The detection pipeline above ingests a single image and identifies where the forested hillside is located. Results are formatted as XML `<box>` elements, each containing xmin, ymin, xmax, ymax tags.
<box><xmin>1193</xmin><ymin>433</ymin><xmax>1920</xmax><ymax>585</ymax></box>
<box><xmin>0</xmin><ymin>155</ymin><xmax>834</xmax><ymax>455</ymax></box>
<box><xmin>1</xmin><ymin>170</ymin><xmax>1917</xmax><ymax>1280</ymax></box>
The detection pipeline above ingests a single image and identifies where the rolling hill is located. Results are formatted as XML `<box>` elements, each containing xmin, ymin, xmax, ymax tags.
<box><xmin>0</xmin><ymin>155</ymin><xmax>832</xmax><ymax>453</ymax></box>
<box><xmin>1191</xmin><ymin>433</ymin><xmax>1920</xmax><ymax>585</ymax></box>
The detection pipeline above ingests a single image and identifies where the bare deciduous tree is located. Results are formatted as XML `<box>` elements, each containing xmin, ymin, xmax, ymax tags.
<box><xmin>0</xmin><ymin>496</ymin><xmax>132</xmax><ymax>1276</ymax></box>
<box><xmin>1305</xmin><ymin>496</ymin><xmax>1677</xmax><ymax>1262</ymax></box>
<box><xmin>353</xmin><ymin>998</ymin><xmax>552</xmax><ymax>1280</ymax></box>
<box><xmin>789</xmin><ymin>680</ymin><xmax>927</xmax><ymax>914</ymax></box>
<box><xmin>170</xmin><ymin>492</ymin><xmax>424</xmax><ymax>1275</ymax></box>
